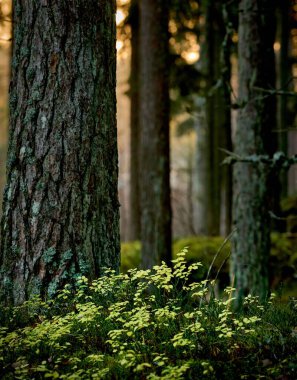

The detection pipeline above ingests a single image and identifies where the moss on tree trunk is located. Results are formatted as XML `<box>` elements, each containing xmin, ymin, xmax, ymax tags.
<box><xmin>232</xmin><ymin>0</ymin><xmax>276</xmax><ymax>302</ymax></box>
<box><xmin>0</xmin><ymin>0</ymin><xmax>120</xmax><ymax>305</ymax></box>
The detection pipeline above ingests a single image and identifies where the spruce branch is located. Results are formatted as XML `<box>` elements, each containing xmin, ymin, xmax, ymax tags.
<box><xmin>221</xmin><ymin>149</ymin><xmax>297</xmax><ymax>170</ymax></box>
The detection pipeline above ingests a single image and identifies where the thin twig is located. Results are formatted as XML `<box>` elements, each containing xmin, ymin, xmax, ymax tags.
<box><xmin>268</xmin><ymin>211</ymin><xmax>297</xmax><ymax>221</ymax></box>
<box><xmin>272</xmin><ymin>128</ymin><xmax>297</xmax><ymax>133</ymax></box>
<box><xmin>253</xmin><ymin>86</ymin><xmax>297</xmax><ymax>97</ymax></box>
<box><xmin>199</xmin><ymin>229</ymin><xmax>236</xmax><ymax>308</ymax></box>
<box><xmin>205</xmin><ymin>229</ymin><xmax>237</xmax><ymax>284</ymax></box>
<box><xmin>214</xmin><ymin>251</ymin><xmax>231</xmax><ymax>283</ymax></box>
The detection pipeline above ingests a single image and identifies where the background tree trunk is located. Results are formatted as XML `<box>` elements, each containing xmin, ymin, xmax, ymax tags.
<box><xmin>0</xmin><ymin>0</ymin><xmax>120</xmax><ymax>305</ymax></box>
<box><xmin>219</xmin><ymin>3</ymin><xmax>233</xmax><ymax>236</ymax></box>
<box><xmin>276</xmin><ymin>0</ymin><xmax>290</xmax><ymax>200</ymax></box>
<box><xmin>139</xmin><ymin>0</ymin><xmax>172</xmax><ymax>268</ymax></box>
<box><xmin>232</xmin><ymin>0</ymin><xmax>276</xmax><ymax>302</ymax></box>
<box><xmin>195</xmin><ymin>0</ymin><xmax>232</xmax><ymax>236</ymax></box>
<box><xmin>128</xmin><ymin>0</ymin><xmax>141</xmax><ymax>241</ymax></box>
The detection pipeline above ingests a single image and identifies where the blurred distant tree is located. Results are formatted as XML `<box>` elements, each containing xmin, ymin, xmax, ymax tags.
<box><xmin>127</xmin><ymin>0</ymin><xmax>200</xmax><ymax>242</ymax></box>
<box><xmin>139</xmin><ymin>0</ymin><xmax>172</xmax><ymax>268</ymax></box>
<box><xmin>0</xmin><ymin>0</ymin><xmax>12</xmax><ymax>216</ymax></box>
<box><xmin>0</xmin><ymin>0</ymin><xmax>120</xmax><ymax>305</ymax></box>
<box><xmin>232</xmin><ymin>0</ymin><xmax>276</xmax><ymax>302</ymax></box>
<box><xmin>194</xmin><ymin>0</ymin><xmax>232</xmax><ymax>236</ymax></box>
<box><xmin>167</xmin><ymin>0</ymin><xmax>234</xmax><ymax>237</ymax></box>
<box><xmin>276</xmin><ymin>0</ymin><xmax>290</xmax><ymax>199</ymax></box>
<box><xmin>127</xmin><ymin>0</ymin><xmax>141</xmax><ymax>241</ymax></box>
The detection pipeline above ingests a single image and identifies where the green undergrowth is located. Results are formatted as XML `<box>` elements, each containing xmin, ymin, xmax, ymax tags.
<box><xmin>0</xmin><ymin>249</ymin><xmax>296</xmax><ymax>379</ymax></box>
<box><xmin>121</xmin><ymin>233</ymin><xmax>297</xmax><ymax>294</ymax></box>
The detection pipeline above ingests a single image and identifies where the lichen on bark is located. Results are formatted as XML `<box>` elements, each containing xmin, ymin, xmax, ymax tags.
<box><xmin>232</xmin><ymin>0</ymin><xmax>276</xmax><ymax>303</ymax></box>
<box><xmin>0</xmin><ymin>0</ymin><xmax>120</xmax><ymax>305</ymax></box>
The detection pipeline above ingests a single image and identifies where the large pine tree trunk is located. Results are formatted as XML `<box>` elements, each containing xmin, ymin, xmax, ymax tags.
<box><xmin>232</xmin><ymin>0</ymin><xmax>276</xmax><ymax>302</ymax></box>
<box><xmin>128</xmin><ymin>0</ymin><xmax>141</xmax><ymax>241</ymax></box>
<box><xmin>0</xmin><ymin>0</ymin><xmax>120</xmax><ymax>305</ymax></box>
<box><xmin>139</xmin><ymin>0</ymin><xmax>171</xmax><ymax>268</ymax></box>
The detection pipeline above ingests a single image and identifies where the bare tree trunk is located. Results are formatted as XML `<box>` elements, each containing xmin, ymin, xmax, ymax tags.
<box><xmin>194</xmin><ymin>96</ymin><xmax>209</xmax><ymax>236</ymax></box>
<box><xmin>232</xmin><ymin>0</ymin><xmax>276</xmax><ymax>302</ymax></box>
<box><xmin>128</xmin><ymin>0</ymin><xmax>141</xmax><ymax>241</ymax></box>
<box><xmin>219</xmin><ymin>5</ymin><xmax>233</xmax><ymax>236</ymax></box>
<box><xmin>195</xmin><ymin>0</ymin><xmax>232</xmax><ymax>236</ymax></box>
<box><xmin>0</xmin><ymin>0</ymin><xmax>120</xmax><ymax>305</ymax></box>
<box><xmin>139</xmin><ymin>0</ymin><xmax>171</xmax><ymax>268</ymax></box>
<box><xmin>276</xmin><ymin>0</ymin><xmax>290</xmax><ymax>200</ymax></box>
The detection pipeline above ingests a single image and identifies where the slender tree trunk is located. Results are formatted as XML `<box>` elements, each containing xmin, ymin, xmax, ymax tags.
<box><xmin>232</xmin><ymin>0</ymin><xmax>276</xmax><ymax>302</ymax></box>
<box><xmin>0</xmin><ymin>0</ymin><xmax>120</xmax><ymax>305</ymax></box>
<box><xmin>187</xmin><ymin>147</ymin><xmax>195</xmax><ymax>235</ymax></box>
<box><xmin>128</xmin><ymin>0</ymin><xmax>141</xmax><ymax>241</ymax></box>
<box><xmin>194</xmin><ymin>94</ymin><xmax>209</xmax><ymax>236</ymax></box>
<box><xmin>205</xmin><ymin>0</ymin><xmax>220</xmax><ymax>236</ymax></box>
<box><xmin>219</xmin><ymin>5</ymin><xmax>233</xmax><ymax>236</ymax></box>
<box><xmin>277</xmin><ymin>0</ymin><xmax>290</xmax><ymax>200</ymax></box>
<box><xmin>195</xmin><ymin>0</ymin><xmax>218</xmax><ymax>236</ymax></box>
<box><xmin>195</xmin><ymin>0</ymin><xmax>232</xmax><ymax>236</ymax></box>
<box><xmin>139</xmin><ymin>0</ymin><xmax>171</xmax><ymax>268</ymax></box>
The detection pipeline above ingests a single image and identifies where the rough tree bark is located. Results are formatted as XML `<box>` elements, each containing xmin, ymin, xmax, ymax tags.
<box><xmin>0</xmin><ymin>0</ymin><xmax>120</xmax><ymax>305</ymax></box>
<box><xmin>232</xmin><ymin>0</ymin><xmax>276</xmax><ymax>302</ymax></box>
<box><xmin>139</xmin><ymin>0</ymin><xmax>172</xmax><ymax>268</ymax></box>
<box><xmin>128</xmin><ymin>0</ymin><xmax>141</xmax><ymax>241</ymax></box>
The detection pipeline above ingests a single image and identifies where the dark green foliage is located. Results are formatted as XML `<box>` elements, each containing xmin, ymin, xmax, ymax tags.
<box><xmin>0</xmin><ymin>251</ymin><xmax>296</xmax><ymax>379</ymax></box>
<box><xmin>121</xmin><ymin>235</ymin><xmax>297</xmax><ymax>296</ymax></box>
<box><xmin>281</xmin><ymin>194</ymin><xmax>297</xmax><ymax>232</ymax></box>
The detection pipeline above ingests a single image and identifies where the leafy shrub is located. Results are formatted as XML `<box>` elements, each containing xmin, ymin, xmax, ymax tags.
<box><xmin>270</xmin><ymin>233</ymin><xmax>297</xmax><ymax>295</ymax></box>
<box><xmin>122</xmin><ymin>234</ymin><xmax>297</xmax><ymax>295</ymax></box>
<box><xmin>281</xmin><ymin>194</ymin><xmax>297</xmax><ymax>232</ymax></box>
<box><xmin>121</xmin><ymin>241</ymin><xmax>141</xmax><ymax>272</ymax></box>
<box><xmin>1</xmin><ymin>248</ymin><xmax>296</xmax><ymax>379</ymax></box>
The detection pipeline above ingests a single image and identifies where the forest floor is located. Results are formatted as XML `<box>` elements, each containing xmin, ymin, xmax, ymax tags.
<box><xmin>1</xmin><ymin>249</ymin><xmax>296</xmax><ymax>379</ymax></box>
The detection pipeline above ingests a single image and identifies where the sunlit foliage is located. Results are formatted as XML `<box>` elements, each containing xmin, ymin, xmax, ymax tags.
<box><xmin>1</xmin><ymin>249</ymin><xmax>296</xmax><ymax>379</ymax></box>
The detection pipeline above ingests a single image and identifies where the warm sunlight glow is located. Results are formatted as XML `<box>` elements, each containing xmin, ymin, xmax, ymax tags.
<box><xmin>293</xmin><ymin>64</ymin><xmax>297</xmax><ymax>91</ymax></box>
<box><xmin>116</xmin><ymin>40</ymin><xmax>124</xmax><ymax>51</ymax></box>
<box><xmin>274</xmin><ymin>42</ymin><xmax>281</xmax><ymax>52</ymax></box>
<box><xmin>232</xmin><ymin>33</ymin><xmax>238</xmax><ymax>43</ymax></box>
<box><xmin>1</xmin><ymin>2</ymin><xmax>9</xmax><ymax>15</ymax></box>
<box><xmin>0</xmin><ymin>0</ymin><xmax>11</xmax><ymax>47</ymax></box>
<box><xmin>117</xmin><ymin>0</ymin><xmax>130</xmax><ymax>5</ymax></box>
<box><xmin>170</xmin><ymin>31</ymin><xmax>200</xmax><ymax>65</ymax></box>
<box><xmin>169</xmin><ymin>20</ymin><xmax>178</xmax><ymax>34</ymax></box>
<box><xmin>182</xmin><ymin>51</ymin><xmax>200</xmax><ymax>64</ymax></box>
<box><xmin>116</xmin><ymin>9</ymin><xmax>126</xmax><ymax>26</ymax></box>
<box><xmin>0</xmin><ymin>32</ymin><xmax>10</xmax><ymax>42</ymax></box>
